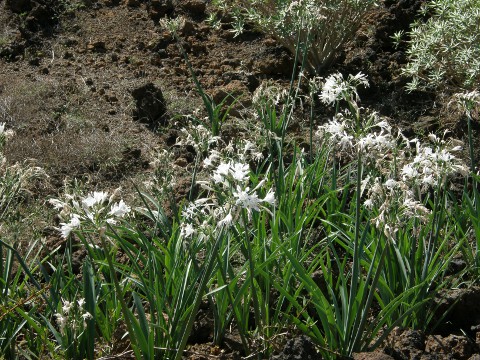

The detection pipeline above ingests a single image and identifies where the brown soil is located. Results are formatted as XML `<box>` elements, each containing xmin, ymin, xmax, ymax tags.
<box><xmin>1</xmin><ymin>0</ymin><xmax>480</xmax><ymax>358</ymax></box>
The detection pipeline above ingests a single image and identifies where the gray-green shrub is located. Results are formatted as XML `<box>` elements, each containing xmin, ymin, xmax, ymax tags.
<box><xmin>402</xmin><ymin>0</ymin><xmax>480</xmax><ymax>91</ymax></box>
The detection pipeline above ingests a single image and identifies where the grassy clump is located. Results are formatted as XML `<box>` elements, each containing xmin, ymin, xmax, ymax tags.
<box><xmin>208</xmin><ymin>0</ymin><xmax>378</xmax><ymax>74</ymax></box>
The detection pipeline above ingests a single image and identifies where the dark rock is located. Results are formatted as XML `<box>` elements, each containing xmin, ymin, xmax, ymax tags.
<box><xmin>434</xmin><ymin>286</ymin><xmax>480</xmax><ymax>335</ymax></box>
<box><xmin>5</xmin><ymin>0</ymin><xmax>33</xmax><ymax>13</ymax></box>
<box><xmin>87</xmin><ymin>40</ymin><xmax>106</xmax><ymax>53</ymax></box>
<box><xmin>271</xmin><ymin>335</ymin><xmax>319</xmax><ymax>360</ymax></box>
<box><xmin>26</xmin><ymin>3</ymin><xmax>52</xmax><ymax>30</ymax></box>
<box><xmin>123</xmin><ymin>0</ymin><xmax>140</xmax><ymax>6</ymax></box>
<box><xmin>188</xmin><ymin>308</ymin><xmax>213</xmax><ymax>344</ymax></box>
<box><xmin>385</xmin><ymin>328</ymin><xmax>426</xmax><ymax>360</ymax></box>
<box><xmin>210</xmin><ymin>80</ymin><xmax>251</xmax><ymax>118</ymax></box>
<box><xmin>180</xmin><ymin>0</ymin><xmax>206</xmax><ymax>16</ymax></box>
<box><xmin>147</xmin><ymin>0</ymin><xmax>173</xmax><ymax>22</ymax></box>
<box><xmin>446</xmin><ymin>257</ymin><xmax>467</xmax><ymax>275</ymax></box>
<box><xmin>0</xmin><ymin>43</ymin><xmax>26</xmax><ymax>61</ymax></box>
<box><xmin>425</xmin><ymin>334</ymin><xmax>477</xmax><ymax>360</ymax></box>
<box><xmin>354</xmin><ymin>352</ymin><xmax>395</xmax><ymax>360</ymax></box>
<box><xmin>131</xmin><ymin>82</ymin><xmax>167</xmax><ymax>130</ymax></box>
<box><xmin>103</xmin><ymin>0</ymin><xmax>121</xmax><ymax>6</ymax></box>
<box><xmin>179</xmin><ymin>19</ymin><xmax>195</xmax><ymax>36</ymax></box>
<box><xmin>122</xmin><ymin>147</ymin><xmax>141</xmax><ymax>161</ymax></box>
<box><xmin>253</xmin><ymin>47</ymin><xmax>293</xmax><ymax>76</ymax></box>
<box><xmin>71</xmin><ymin>249</ymin><xmax>87</xmax><ymax>274</ymax></box>
<box><xmin>28</xmin><ymin>57</ymin><xmax>40</xmax><ymax>66</ymax></box>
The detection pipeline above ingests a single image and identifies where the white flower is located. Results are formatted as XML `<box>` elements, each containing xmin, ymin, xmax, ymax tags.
<box><xmin>218</xmin><ymin>212</ymin><xmax>233</xmax><ymax>228</ymax></box>
<box><xmin>230</xmin><ymin>162</ymin><xmax>250</xmax><ymax>182</ymax></box>
<box><xmin>384</xmin><ymin>179</ymin><xmax>397</xmax><ymax>190</ymax></box>
<box><xmin>422</xmin><ymin>174</ymin><xmax>436</xmax><ymax>186</ymax></box>
<box><xmin>253</xmin><ymin>152</ymin><xmax>264</xmax><ymax>162</ymax></box>
<box><xmin>77</xmin><ymin>298</ymin><xmax>85</xmax><ymax>308</ymax></box>
<box><xmin>109</xmin><ymin>199</ymin><xmax>131</xmax><ymax>218</ymax></box>
<box><xmin>203</xmin><ymin>150</ymin><xmax>220</xmax><ymax>168</ymax></box>
<box><xmin>54</xmin><ymin>313</ymin><xmax>67</xmax><ymax>334</ymax></box>
<box><xmin>263</xmin><ymin>189</ymin><xmax>275</xmax><ymax>206</ymax></box>
<box><xmin>437</xmin><ymin>149</ymin><xmax>453</xmax><ymax>162</ymax></box>
<box><xmin>106</xmin><ymin>218</ymin><xmax>118</xmax><ymax>225</ymax></box>
<box><xmin>351</xmin><ymin>72</ymin><xmax>369</xmax><ymax>87</ymax></box>
<box><xmin>317</xmin><ymin>119</ymin><xmax>354</xmax><ymax>150</ymax></box>
<box><xmin>60</xmin><ymin>214</ymin><xmax>81</xmax><ymax>238</ymax></box>
<box><xmin>213</xmin><ymin>162</ymin><xmax>231</xmax><ymax>184</ymax></box>
<box><xmin>216</xmin><ymin>162</ymin><xmax>230</xmax><ymax>176</ymax></box>
<box><xmin>322</xmin><ymin>119</ymin><xmax>345</xmax><ymax>136</ymax></box>
<box><xmin>62</xmin><ymin>300</ymin><xmax>73</xmax><ymax>314</ymax></box>
<box><xmin>82</xmin><ymin>312</ymin><xmax>93</xmax><ymax>321</ymax></box>
<box><xmin>319</xmin><ymin>72</ymin><xmax>369</xmax><ymax>105</ymax></box>
<box><xmin>181</xmin><ymin>223</ymin><xmax>195</xmax><ymax>238</ymax></box>
<box><xmin>320</xmin><ymin>73</ymin><xmax>346</xmax><ymax>105</ymax></box>
<box><xmin>401</xmin><ymin>164</ymin><xmax>418</xmax><ymax>180</ymax></box>
<box><xmin>243</xmin><ymin>140</ymin><xmax>254</xmax><ymax>153</ymax></box>
<box><xmin>364</xmin><ymin>199</ymin><xmax>374</xmax><ymax>209</ymax></box>
<box><xmin>49</xmin><ymin>198</ymin><xmax>66</xmax><ymax>210</ymax></box>
<box><xmin>213</xmin><ymin>172</ymin><xmax>224</xmax><ymax>184</ymax></box>
<box><xmin>82</xmin><ymin>191</ymin><xmax>108</xmax><ymax>208</ymax></box>
<box><xmin>428</xmin><ymin>133</ymin><xmax>439</xmax><ymax>143</ymax></box>
<box><xmin>233</xmin><ymin>186</ymin><xmax>261</xmax><ymax>212</ymax></box>
<box><xmin>375</xmin><ymin>120</ymin><xmax>391</xmax><ymax>132</ymax></box>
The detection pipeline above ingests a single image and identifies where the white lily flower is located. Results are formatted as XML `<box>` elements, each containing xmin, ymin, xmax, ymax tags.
<box><xmin>82</xmin><ymin>191</ymin><xmax>108</xmax><ymax>208</ymax></box>
<box><xmin>109</xmin><ymin>199</ymin><xmax>131</xmax><ymax>218</ymax></box>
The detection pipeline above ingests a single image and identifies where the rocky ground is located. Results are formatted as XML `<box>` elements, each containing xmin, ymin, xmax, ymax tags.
<box><xmin>1</xmin><ymin>0</ymin><xmax>480</xmax><ymax>358</ymax></box>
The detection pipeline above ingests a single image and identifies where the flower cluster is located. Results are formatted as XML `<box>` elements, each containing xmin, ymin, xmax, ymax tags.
<box><xmin>358</xmin><ymin>131</ymin><xmax>466</xmax><ymax>238</ymax></box>
<box><xmin>176</xmin><ymin>123</ymin><xmax>220</xmax><ymax>154</ymax></box>
<box><xmin>180</xmin><ymin>157</ymin><xmax>275</xmax><ymax>239</ymax></box>
<box><xmin>400</xmin><ymin>134</ymin><xmax>467</xmax><ymax>192</ymax></box>
<box><xmin>316</xmin><ymin>110</ymin><xmax>396</xmax><ymax>166</ymax></box>
<box><xmin>54</xmin><ymin>298</ymin><xmax>92</xmax><ymax>336</ymax></box>
<box><xmin>252</xmin><ymin>80</ymin><xmax>290</xmax><ymax>108</ymax></box>
<box><xmin>50</xmin><ymin>189</ymin><xmax>131</xmax><ymax>239</ymax></box>
<box><xmin>315</xmin><ymin>73</ymin><xmax>468</xmax><ymax>237</ymax></box>
<box><xmin>319</xmin><ymin>72</ymin><xmax>369</xmax><ymax>106</ymax></box>
<box><xmin>362</xmin><ymin>175</ymin><xmax>431</xmax><ymax>239</ymax></box>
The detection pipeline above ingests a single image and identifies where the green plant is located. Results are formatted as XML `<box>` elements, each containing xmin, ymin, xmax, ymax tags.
<box><xmin>0</xmin><ymin>123</ymin><xmax>46</xmax><ymax>222</ymax></box>
<box><xmin>209</xmin><ymin>0</ymin><xmax>378</xmax><ymax>74</ymax></box>
<box><xmin>402</xmin><ymin>0</ymin><xmax>480</xmax><ymax>91</ymax></box>
<box><xmin>451</xmin><ymin>91</ymin><xmax>480</xmax><ymax>278</ymax></box>
<box><xmin>0</xmin><ymin>238</ymin><xmax>57</xmax><ymax>358</ymax></box>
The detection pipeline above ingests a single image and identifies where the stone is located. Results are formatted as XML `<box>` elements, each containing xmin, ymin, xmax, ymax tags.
<box><xmin>180</xmin><ymin>0</ymin><xmax>206</xmax><ymax>15</ymax></box>
<box><xmin>385</xmin><ymin>328</ymin><xmax>426</xmax><ymax>360</ymax></box>
<box><xmin>87</xmin><ymin>40</ymin><xmax>106</xmax><ymax>53</ymax></box>
<box><xmin>353</xmin><ymin>352</ymin><xmax>395</xmax><ymax>360</ymax></box>
<box><xmin>5</xmin><ymin>0</ymin><xmax>32</xmax><ymax>13</ymax></box>
<box><xmin>425</xmin><ymin>334</ymin><xmax>477</xmax><ymax>360</ymax></box>
<box><xmin>271</xmin><ymin>335</ymin><xmax>319</xmax><ymax>360</ymax></box>
<box><xmin>131</xmin><ymin>82</ymin><xmax>167</xmax><ymax>130</ymax></box>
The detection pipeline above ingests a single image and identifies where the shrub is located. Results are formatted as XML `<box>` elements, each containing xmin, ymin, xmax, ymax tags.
<box><xmin>401</xmin><ymin>0</ymin><xmax>480</xmax><ymax>91</ymax></box>
<box><xmin>209</xmin><ymin>0</ymin><xmax>378</xmax><ymax>74</ymax></box>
